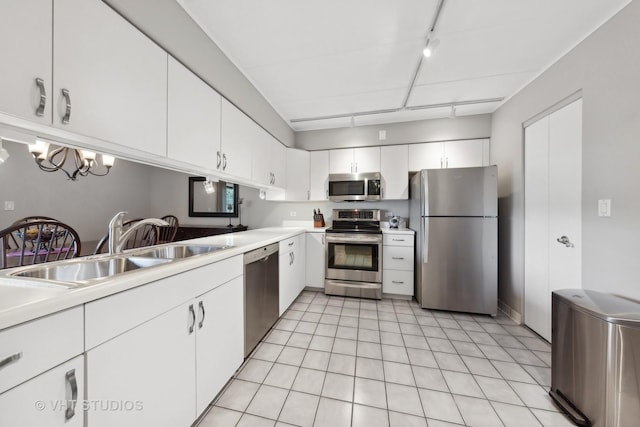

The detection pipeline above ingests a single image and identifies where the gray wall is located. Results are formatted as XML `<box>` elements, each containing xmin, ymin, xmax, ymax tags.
<box><xmin>104</xmin><ymin>0</ymin><xmax>295</xmax><ymax>148</ymax></box>
<box><xmin>296</xmin><ymin>114</ymin><xmax>491</xmax><ymax>150</ymax></box>
<box><xmin>491</xmin><ymin>1</ymin><xmax>640</xmax><ymax>315</ymax></box>
<box><xmin>0</xmin><ymin>141</ymin><xmax>153</xmax><ymax>242</ymax></box>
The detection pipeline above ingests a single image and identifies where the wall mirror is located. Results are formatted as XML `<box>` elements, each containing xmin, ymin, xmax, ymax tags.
<box><xmin>188</xmin><ymin>177</ymin><xmax>239</xmax><ymax>217</ymax></box>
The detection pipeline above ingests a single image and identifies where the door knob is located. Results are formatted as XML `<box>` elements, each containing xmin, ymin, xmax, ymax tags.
<box><xmin>556</xmin><ymin>235</ymin><xmax>574</xmax><ymax>248</ymax></box>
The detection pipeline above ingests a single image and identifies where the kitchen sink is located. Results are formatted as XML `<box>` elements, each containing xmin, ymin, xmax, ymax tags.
<box><xmin>129</xmin><ymin>244</ymin><xmax>232</xmax><ymax>259</ymax></box>
<box><xmin>9</xmin><ymin>256</ymin><xmax>172</xmax><ymax>286</ymax></box>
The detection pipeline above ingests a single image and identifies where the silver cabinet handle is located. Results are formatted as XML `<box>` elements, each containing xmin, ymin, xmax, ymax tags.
<box><xmin>61</xmin><ymin>88</ymin><xmax>71</xmax><ymax>124</ymax></box>
<box><xmin>216</xmin><ymin>151</ymin><xmax>221</xmax><ymax>169</ymax></box>
<box><xmin>325</xmin><ymin>189</ymin><xmax>329</xmax><ymax>199</ymax></box>
<box><xmin>392</xmin><ymin>281</ymin><xmax>405</xmax><ymax>284</ymax></box>
<box><xmin>188</xmin><ymin>304</ymin><xmax>196</xmax><ymax>334</ymax></box>
<box><xmin>321</xmin><ymin>235</ymin><xmax>325</xmax><ymax>245</ymax></box>
<box><xmin>288</xmin><ymin>242</ymin><xmax>294</xmax><ymax>247</ymax></box>
<box><xmin>392</xmin><ymin>257</ymin><xmax>405</xmax><ymax>260</ymax></box>
<box><xmin>198</xmin><ymin>300</ymin><xmax>205</xmax><ymax>329</ymax></box>
<box><xmin>556</xmin><ymin>235</ymin><xmax>575</xmax><ymax>248</ymax></box>
<box><xmin>65</xmin><ymin>369</ymin><xmax>78</xmax><ymax>420</ymax></box>
<box><xmin>0</xmin><ymin>352</ymin><xmax>22</xmax><ymax>370</ymax></box>
<box><xmin>222</xmin><ymin>153</ymin><xmax>227</xmax><ymax>170</ymax></box>
<box><xmin>35</xmin><ymin>78</ymin><xmax>46</xmax><ymax>117</ymax></box>
<box><xmin>289</xmin><ymin>252</ymin><xmax>293</xmax><ymax>266</ymax></box>
<box><xmin>392</xmin><ymin>239</ymin><xmax>405</xmax><ymax>242</ymax></box>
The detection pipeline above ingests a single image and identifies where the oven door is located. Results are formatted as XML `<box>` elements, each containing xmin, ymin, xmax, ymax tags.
<box><xmin>325</xmin><ymin>233</ymin><xmax>382</xmax><ymax>283</ymax></box>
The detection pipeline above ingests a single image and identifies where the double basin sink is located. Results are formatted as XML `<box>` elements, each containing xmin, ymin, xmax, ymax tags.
<box><xmin>7</xmin><ymin>244</ymin><xmax>232</xmax><ymax>287</ymax></box>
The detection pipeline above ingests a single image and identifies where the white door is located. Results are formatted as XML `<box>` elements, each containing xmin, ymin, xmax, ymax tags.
<box><xmin>279</xmin><ymin>250</ymin><xmax>296</xmax><ymax>315</ymax></box>
<box><xmin>195</xmin><ymin>277</ymin><xmax>244</xmax><ymax>415</ymax></box>
<box><xmin>0</xmin><ymin>356</ymin><xmax>84</xmax><ymax>427</ymax></box>
<box><xmin>285</xmin><ymin>149</ymin><xmax>310</xmax><ymax>200</ymax></box>
<box><xmin>444</xmin><ymin>139</ymin><xmax>488</xmax><ymax>168</ymax></box>
<box><xmin>167</xmin><ymin>56</ymin><xmax>221</xmax><ymax>169</ymax></box>
<box><xmin>381</xmin><ymin>145</ymin><xmax>409</xmax><ymax>199</ymax></box>
<box><xmin>329</xmin><ymin>149</ymin><xmax>354</xmax><ymax>174</ymax></box>
<box><xmin>0</xmin><ymin>0</ymin><xmax>52</xmax><ymax>124</ymax></box>
<box><xmin>353</xmin><ymin>147</ymin><xmax>380</xmax><ymax>173</ymax></box>
<box><xmin>53</xmin><ymin>0</ymin><xmax>167</xmax><ymax>156</ymax></box>
<box><xmin>309</xmin><ymin>151</ymin><xmax>329</xmax><ymax>200</ymax></box>
<box><xmin>408</xmin><ymin>142</ymin><xmax>444</xmax><ymax>171</ymax></box>
<box><xmin>86</xmin><ymin>301</ymin><xmax>196</xmax><ymax>427</ymax></box>
<box><xmin>305</xmin><ymin>232</ymin><xmax>325</xmax><ymax>288</ymax></box>
<box><xmin>524</xmin><ymin>99</ymin><xmax>582</xmax><ymax>342</ymax></box>
<box><xmin>220</xmin><ymin>99</ymin><xmax>254</xmax><ymax>180</ymax></box>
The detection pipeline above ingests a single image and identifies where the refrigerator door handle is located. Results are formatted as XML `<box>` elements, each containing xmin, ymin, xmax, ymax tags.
<box><xmin>422</xmin><ymin>218</ymin><xmax>429</xmax><ymax>264</ymax></box>
<box><xmin>422</xmin><ymin>170</ymin><xmax>429</xmax><ymax>217</ymax></box>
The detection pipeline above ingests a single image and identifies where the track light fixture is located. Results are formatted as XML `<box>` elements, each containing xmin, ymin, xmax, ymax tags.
<box><xmin>27</xmin><ymin>140</ymin><xmax>115</xmax><ymax>180</ymax></box>
<box><xmin>203</xmin><ymin>176</ymin><xmax>218</xmax><ymax>194</ymax></box>
<box><xmin>423</xmin><ymin>37</ymin><xmax>440</xmax><ymax>58</ymax></box>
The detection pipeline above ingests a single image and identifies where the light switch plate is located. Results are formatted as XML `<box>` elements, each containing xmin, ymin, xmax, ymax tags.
<box><xmin>379</xmin><ymin>130</ymin><xmax>386</xmax><ymax>140</ymax></box>
<box><xmin>598</xmin><ymin>199</ymin><xmax>611</xmax><ymax>217</ymax></box>
<box><xmin>4</xmin><ymin>201</ymin><xmax>14</xmax><ymax>211</ymax></box>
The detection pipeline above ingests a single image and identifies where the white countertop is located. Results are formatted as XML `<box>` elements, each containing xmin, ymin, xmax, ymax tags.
<box><xmin>0</xmin><ymin>227</ymin><xmax>307</xmax><ymax>330</ymax></box>
<box><xmin>381</xmin><ymin>227</ymin><xmax>415</xmax><ymax>235</ymax></box>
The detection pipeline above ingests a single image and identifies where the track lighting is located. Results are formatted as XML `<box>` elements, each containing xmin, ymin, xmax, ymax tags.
<box><xmin>423</xmin><ymin>38</ymin><xmax>440</xmax><ymax>58</ymax></box>
<box><xmin>27</xmin><ymin>140</ymin><xmax>115</xmax><ymax>180</ymax></box>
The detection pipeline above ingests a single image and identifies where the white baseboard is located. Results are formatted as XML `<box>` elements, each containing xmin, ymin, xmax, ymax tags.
<box><xmin>498</xmin><ymin>299</ymin><xmax>522</xmax><ymax>324</ymax></box>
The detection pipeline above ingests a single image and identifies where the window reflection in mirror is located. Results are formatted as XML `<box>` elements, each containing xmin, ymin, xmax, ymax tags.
<box><xmin>188</xmin><ymin>177</ymin><xmax>239</xmax><ymax>217</ymax></box>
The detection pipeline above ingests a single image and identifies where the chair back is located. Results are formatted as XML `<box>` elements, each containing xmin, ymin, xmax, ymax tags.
<box><xmin>12</xmin><ymin>216</ymin><xmax>59</xmax><ymax>225</ymax></box>
<box><xmin>0</xmin><ymin>220</ymin><xmax>81</xmax><ymax>269</ymax></box>
<box><xmin>93</xmin><ymin>219</ymin><xmax>159</xmax><ymax>254</ymax></box>
<box><xmin>158</xmin><ymin>215</ymin><xmax>179</xmax><ymax>244</ymax></box>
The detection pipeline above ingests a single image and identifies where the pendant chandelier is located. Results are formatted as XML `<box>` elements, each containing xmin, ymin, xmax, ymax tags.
<box><xmin>27</xmin><ymin>140</ymin><xmax>115</xmax><ymax>181</ymax></box>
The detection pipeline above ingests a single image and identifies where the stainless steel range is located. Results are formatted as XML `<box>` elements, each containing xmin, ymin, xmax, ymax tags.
<box><xmin>325</xmin><ymin>209</ymin><xmax>382</xmax><ymax>299</ymax></box>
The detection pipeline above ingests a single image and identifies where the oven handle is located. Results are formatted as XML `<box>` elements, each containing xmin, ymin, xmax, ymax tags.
<box><xmin>325</xmin><ymin>234</ymin><xmax>382</xmax><ymax>244</ymax></box>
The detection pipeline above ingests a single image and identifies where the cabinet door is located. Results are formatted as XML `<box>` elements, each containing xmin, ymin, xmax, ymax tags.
<box><xmin>279</xmin><ymin>250</ymin><xmax>296</xmax><ymax>315</ymax></box>
<box><xmin>408</xmin><ymin>142</ymin><xmax>444</xmax><ymax>171</ymax></box>
<box><xmin>444</xmin><ymin>139</ymin><xmax>488</xmax><ymax>168</ymax></box>
<box><xmin>294</xmin><ymin>234</ymin><xmax>307</xmax><ymax>295</ymax></box>
<box><xmin>87</xmin><ymin>301</ymin><xmax>196</xmax><ymax>427</ymax></box>
<box><xmin>309</xmin><ymin>150</ymin><xmax>330</xmax><ymax>200</ymax></box>
<box><xmin>270</xmin><ymin>137</ymin><xmax>287</xmax><ymax>188</ymax></box>
<box><xmin>167</xmin><ymin>56</ymin><xmax>221</xmax><ymax>169</ymax></box>
<box><xmin>285</xmin><ymin>149</ymin><xmax>310</xmax><ymax>200</ymax></box>
<box><xmin>53</xmin><ymin>0</ymin><xmax>167</xmax><ymax>156</ymax></box>
<box><xmin>329</xmin><ymin>149</ymin><xmax>354</xmax><ymax>174</ymax></box>
<box><xmin>0</xmin><ymin>0</ymin><xmax>52</xmax><ymax>124</ymax></box>
<box><xmin>195</xmin><ymin>276</ymin><xmax>244</xmax><ymax>415</ymax></box>
<box><xmin>220</xmin><ymin>99</ymin><xmax>254</xmax><ymax>179</ymax></box>
<box><xmin>381</xmin><ymin>145</ymin><xmax>408</xmax><ymax>199</ymax></box>
<box><xmin>0</xmin><ymin>356</ymin><xmax>84</xmax><ymax>427</ymax></box>
<box><xmin>251</xmin><ymin>126</ymin><xmax>272</xmax><ymax>186</ymax></box>
<box><xmin>305</xmin><ymin>232</ymin><xmax>325</xmax><ymax>288</ymax></box>
<box><xmin>353</xmin><ymin>147</ymin><xmax>380</xmax><ymax>173</ymax></box>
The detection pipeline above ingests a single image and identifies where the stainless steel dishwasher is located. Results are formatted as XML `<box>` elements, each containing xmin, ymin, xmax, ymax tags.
<box><xmin>243</xmin><ymin>243</ymin><xmax>279</xmax><ymax>357</ymax></box>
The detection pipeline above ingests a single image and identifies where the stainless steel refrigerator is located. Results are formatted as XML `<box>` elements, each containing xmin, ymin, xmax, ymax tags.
<box><xmin>409</xmin><ymin>166</ymin><xmax>497</xmax><ymax>315</ymax></box>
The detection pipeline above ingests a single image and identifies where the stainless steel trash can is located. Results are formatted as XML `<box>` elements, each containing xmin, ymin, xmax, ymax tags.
<box><xmin>551</xmin><ymin>289</ymin><xmax>640</xmax><ymax>427</ymax></box>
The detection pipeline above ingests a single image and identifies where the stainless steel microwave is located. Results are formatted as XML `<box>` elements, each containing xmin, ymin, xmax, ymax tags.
<box><xmin>328</xmin><ymin>172</ymin><xmax>382</xmax><ymax>201</ymax></box>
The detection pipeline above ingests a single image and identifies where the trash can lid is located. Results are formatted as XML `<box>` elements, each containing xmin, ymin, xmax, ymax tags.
<box><xmin>553</xmin><ymin>289</ymin><xmax>640</xmax><ymax>326</ymax></box>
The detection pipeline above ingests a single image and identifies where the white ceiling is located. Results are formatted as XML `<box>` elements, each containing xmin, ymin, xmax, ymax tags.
<box><xmin>177</xmin><ymin>0</ymin><xmax>631</xmax><ymax>131</ymax></box>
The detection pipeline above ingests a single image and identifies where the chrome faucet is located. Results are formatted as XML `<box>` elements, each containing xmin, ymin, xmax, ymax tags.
<box><xmin>108</xmin><ymin>211</ymin><xmax>169</xmax><ymax>255</ymax></box>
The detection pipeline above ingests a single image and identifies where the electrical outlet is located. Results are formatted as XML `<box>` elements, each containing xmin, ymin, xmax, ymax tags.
<box><xmin>379</xmin><ymin>130</ymin><xmax>387</xmax><ymax>140</ymax></box>
<box><xmin>289</xmin><ymin>211</ymin><xmax>297</xmax><ymax>217</ymax></box>
<box><xmin>598</xmin><ymin>199</ymin><xmax>611</xmax><ymax>217</ymax></box>
<box><xmin>4</xmin><ymin>201</ymin><xmax>15</xmax><ymax>211</ymax></box>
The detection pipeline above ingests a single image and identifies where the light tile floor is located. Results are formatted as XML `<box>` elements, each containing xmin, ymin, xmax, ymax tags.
<box><xmin>197</xmin><ymin>291</ymin><xmax>573</xmax><ymax>427</ymax></box>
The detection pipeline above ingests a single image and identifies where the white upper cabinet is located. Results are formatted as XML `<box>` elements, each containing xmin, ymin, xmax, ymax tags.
<box><xmin>167</xmin><ymin>57</ymin><xmax>221</xmax><ymax>169</ymax></box>
<box><xmin>329</xmin><ymin>147</ymin><xmax>381</xmax><ymax>174</ymax></box>
<box><xmin>309</xmin><ymin>150</ymin><xmax>329</xmax><ymax>200</ymax></box>
<box><xmin>252</xmin><ymin>126</ymin><xmax>286</xmax><ymax>188</ymax></box>
<box><xmin>285</xmin><ymin>149</ymin><xmax>310</xmax><ymax>200</ymax></box>
<box><xmin>270</xmin><ymin>137</ymin><xmax>287</xmax><ymax>188</ymax></box>
<box><xmin>53</xmin><ymin>0</ymin><xmax>168</xmax><ymax>156</ymax></box>
<box><xmin>408</xmin><ymin>139</ymin><xmax>489</xmax><ymax>171</ymax></box>
<box><xmin>220</xmin><ymin>99</ymin><xmax>254</xmax><ymax>180</ymax></box>
<box><xmin>0</xmin><ymin>0</ymin><xmax>52</xmax><ymax>125</ymax></box>
<box><xmin>381</xmin><ymin>145</ymin><xmax>409</xmax><ymax>199</ymax></box>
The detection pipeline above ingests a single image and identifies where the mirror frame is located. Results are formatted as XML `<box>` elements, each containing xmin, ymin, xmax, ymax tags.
<box><xmin>188</xmin><ymin>177</ymin><xmax>239</xmax><ymax>217</ymax></box>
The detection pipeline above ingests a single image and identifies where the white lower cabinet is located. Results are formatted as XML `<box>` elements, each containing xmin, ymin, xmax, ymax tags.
<box><xmin>86</xmin><ymin>301</ymin><xmax>196</xmax><ymax>427</ymax></box>
<box><xmin>279</xmin><ymin>234</ymin><xmax>306</xmax><ymax>315</ymax></box>
<box><xmin>382</xmin><ymin>232</ymin><xmax>415</xmax><ymax>296</ymax></box>
<box><xmin>0</xmin><ymin>355</ymin><xmax>85</xmax><ymax>427</ymax></box>
<box><xmin>306</xmin><ymin>232</ymin><xmax>326</xmax><ymax>289</ymax></box>
<box><xmin>195</xmin><ymin>276</ymin><xmax>243</xmax><ymax>415</ymax></box>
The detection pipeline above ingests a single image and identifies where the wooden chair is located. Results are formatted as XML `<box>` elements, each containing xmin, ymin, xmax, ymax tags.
<box><xmin>157</xmin><ymin>215</ymin><xmax>179</xmax><ymax>244</ymax></box>
<box><xmin>0</xmin><ymin>220</ymin><xmax>81</xmax><ymax>269</ymax></box>
<box><xmin>93</xmin><ymin>218</ymin><xmax>159</xmax><ymax>254</ymax></box>
<box><xmin>12</xmin><ymin>215</ymin><xmax>59</xmax><ymax>225</ymax></box>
